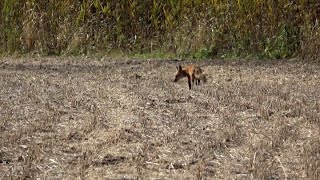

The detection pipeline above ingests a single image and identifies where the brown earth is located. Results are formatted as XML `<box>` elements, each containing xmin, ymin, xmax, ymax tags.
<box><xmin>0</xmin><ymin>57</ymin><xmax>319</xmax><ymax>179</ymax></box>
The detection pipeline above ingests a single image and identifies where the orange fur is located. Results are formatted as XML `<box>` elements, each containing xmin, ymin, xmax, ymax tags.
<box><xmin>174</xmin><ymin>65</ymin><xmax>207</xmax><ymax>90</ymax></box>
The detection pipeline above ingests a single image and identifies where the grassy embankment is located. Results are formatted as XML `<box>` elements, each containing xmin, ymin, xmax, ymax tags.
<box><xmin>0</xmin><ymin>0</ymin><xmax>320</xmax><ymax>59</ymax></box>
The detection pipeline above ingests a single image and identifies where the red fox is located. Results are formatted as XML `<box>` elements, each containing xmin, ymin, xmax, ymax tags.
<box><xmin>174</xmin><ymin>64</ymin><xmax>207</xmax><ymax>89</ymax></box>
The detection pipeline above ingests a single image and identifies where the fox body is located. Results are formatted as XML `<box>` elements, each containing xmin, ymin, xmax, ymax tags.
<box><xmin>174</xmin><ymin>65</ymin><xmax>207</xmax><ymax>89</ymax></box>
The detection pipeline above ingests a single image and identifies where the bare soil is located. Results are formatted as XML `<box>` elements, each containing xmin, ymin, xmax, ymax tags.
<box><xmin>0</xmin><ymin>57</ymin><xmax>319</xmax><ymax>179</ymax></box>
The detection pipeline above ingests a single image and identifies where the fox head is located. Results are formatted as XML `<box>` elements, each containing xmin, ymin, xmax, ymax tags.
<box><xmin>174</xmin><ymin>65</ymin><xmax>186</xmax><ymax>82</ymax></box>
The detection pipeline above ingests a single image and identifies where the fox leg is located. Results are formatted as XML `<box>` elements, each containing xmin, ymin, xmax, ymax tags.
<box><xmin>192</xmin><ymin>74</ymin><xmax>198</xmax><ymax>86</ymax></box>
<box><xmin>188</xmin><ymin>80</ymin><xmax>192</xmax><ymax>89</ymax></box>
<box><xmin>188</xmin><ymin>76</ymin><xmax>192</xmax><ymax>90</ymax></box>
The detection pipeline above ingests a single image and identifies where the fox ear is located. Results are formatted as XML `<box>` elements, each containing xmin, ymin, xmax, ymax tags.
<box><xmin>177</xmin><ymin>65</ymin><xmax>182</xmax><ymax>70</ymax></box>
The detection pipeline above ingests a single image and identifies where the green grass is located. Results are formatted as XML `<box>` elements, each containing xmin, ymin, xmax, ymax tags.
<box><xmin>130</xmin><ymin>51</ymin><xmax>179</xmax><ymax>60</ymax></box>
<box><xmin>0</xmin><ymin>0</ymin><xmax>319</xmax><ymax>59</ymax></box>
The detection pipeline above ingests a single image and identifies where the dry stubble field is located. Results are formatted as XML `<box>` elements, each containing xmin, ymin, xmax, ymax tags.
<box><xmin>0</xmin><ymin>57</ymin><xmax>319</xmax><ymax>179</ymax></box>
